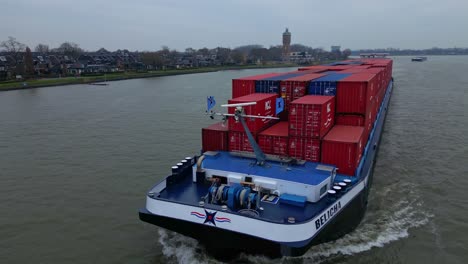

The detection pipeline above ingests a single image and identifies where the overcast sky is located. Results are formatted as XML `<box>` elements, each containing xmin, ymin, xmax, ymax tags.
<box><xmin>1</xmin><ymin>0</ymin><xmax>467</xmax><ymax>51</ymax></box>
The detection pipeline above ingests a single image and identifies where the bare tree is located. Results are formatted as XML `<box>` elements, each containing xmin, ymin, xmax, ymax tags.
<box><xmin>52</xmin><ymin>42</ymin><xmax>83</xmax><ymax>58</ymax></box>
<box><xmin>160</xmin><ymin>46</ymin><xmax>170</xmax><ymax>57</ymax></box>
<box><xmin>233</xmin><ymin>45</ymin><xmax>263</xmax><ymax>55</ymax></box>
<box><xmin>231</xmin><ymin>51</ymin><xmax>245</xmax><ymax>64</ymax></box>
<box><xmin>185</xmin><ymin>47</ymin><xmax>195</xmax><ymax>54</ymax></box>
<box><xmin>198</xmin><ymin>47</ymin><xmax>210</xmax><ymax>56</ymax></box>
<box><xmin>215</xmin><ymin>47</ymin><xmax>231</xmax><ymax>64</ymax></box>
<box><xmin>34</xmin><ymin>43</ymin><xmax>49</xmax><ymax>53</ymax></box>
<box><xmin>24</xmin><ymin>47</ymin><xmax>34</xmax><ymax>76</ymax></box>
<box><xmin>140</xmin><ymin>52</ymin><xmax>164</xmax><ymax>69</ymax></box>
<box><xmin>0</xmin><ymin>36</ymin><xmax>26</xmax><ymax>64</ymax></box>
<box><xmin>342</xmin><ymin>49</ymin><xmax>352</xmax><ymax>59</ymax></box>
<box><xmin>250</xmin><ymin>48</ymin><xmax>269</xmax><ymax>62</ymax></box>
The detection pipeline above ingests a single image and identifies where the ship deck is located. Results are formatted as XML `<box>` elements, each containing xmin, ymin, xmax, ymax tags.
<box><xmin>160</xmin><ymin>175</ymin><xmax>324</xmax><ymax>223</ymax></box>
<box><xmin>155</xmin><ymin>165</ymin><xmax>356</xmax><ymax>224</ymax></box>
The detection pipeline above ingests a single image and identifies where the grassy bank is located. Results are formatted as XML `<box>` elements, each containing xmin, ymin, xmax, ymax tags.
<box><xmin>0</xmin><ymin>63</ymin><xmax>301</xmax><ymax>91</ymax></box>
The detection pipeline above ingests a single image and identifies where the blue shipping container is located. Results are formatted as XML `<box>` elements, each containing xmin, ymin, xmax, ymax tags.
<box><xmin>255</xmin><ymin>72</ymin><xmax>306</xmax><ymax>94</ymax></box>
<box><xmin>308</xmin><ymin>73</ymin><xmax>352</xmax><ymax>96</ymax></box>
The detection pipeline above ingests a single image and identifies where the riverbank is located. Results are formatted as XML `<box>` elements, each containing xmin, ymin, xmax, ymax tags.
<box><xmin>0</xmin><ymin>63</ymin><xmax>303</xmax><ymax>91</ymax></box>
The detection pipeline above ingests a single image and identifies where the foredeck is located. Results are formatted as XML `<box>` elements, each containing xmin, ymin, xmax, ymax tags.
<box><xmin>157</xmin><ymin>173</ymin><xmax>339</xmax><ymax>224</ymax></box>
<box><xmin>153</xmin><ymin>148</ymin><xmax>359</xmax><ymax>224</ymax></box>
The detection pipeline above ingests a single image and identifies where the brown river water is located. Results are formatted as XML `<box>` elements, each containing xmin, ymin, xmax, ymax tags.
<box><xmin>1</xmin><ymin>56</ymin><xmax>467</xmax><ymax>263</ymax></box>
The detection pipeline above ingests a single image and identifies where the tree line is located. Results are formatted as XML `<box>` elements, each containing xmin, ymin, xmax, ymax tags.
<box><xmin>139</xmin><ymin>44</ymin><xmax>351</xmax><ymax>69</ymax></box>
<box><xmin>0</xmin><ymin>36</ymin><xmax>351</xmax><ymax>80</ymax></box>
<box><xmin>1</xmin><ymin>37</ymin><xmax>83</xmax><ymax>62</ymax></box>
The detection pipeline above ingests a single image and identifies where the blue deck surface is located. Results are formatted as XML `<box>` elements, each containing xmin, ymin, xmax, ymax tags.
<box><xmin>158</xmin><ymin>174</ymin><xmax>331</xmax><ymax>223</ymax></box>
<box><xmin>202</xmin><ymin>152</ymin><xmax>333</xmax><ymax>185</ymax></box>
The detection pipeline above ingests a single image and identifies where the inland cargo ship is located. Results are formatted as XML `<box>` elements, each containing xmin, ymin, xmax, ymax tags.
<box><xmin>139</xmin><ymin>57</ymin><xmax>394</xmax><ymax>257</ymax></box>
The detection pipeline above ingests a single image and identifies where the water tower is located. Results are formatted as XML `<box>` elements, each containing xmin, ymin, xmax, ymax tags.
<box><xmin>282</xmin><ymin>28</ymin><xmax>291</xmax><ymax>61</ymax></box>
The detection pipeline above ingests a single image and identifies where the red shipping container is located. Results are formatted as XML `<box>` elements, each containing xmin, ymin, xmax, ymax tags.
<box><xmin>336</xmin><ymin>73</ymin><xmax>379</xmax><ymax>115</ymax></box>
<box><xmin>364</xmin><ymin>68</ymin><xmax>385</xmax><ymax>92</ymax></box>
<box><xmin>340</xmin><ymin>68</ymin><xmax>366</xmax><ymax>73</ymax></box>
<box><xmin>353</xmin><ymin>65</ymin><xmax>372</xmax><ymax>69</ymax></box>
<box><xmin>321</xmin><ymin>125</ymin><xmax>365</xmax><ymax>176</ymax></box>
<box><xmin>258</xmin><ymin>122</ymin><xmax>289</xmax><ymax>156</ymax></box>
<box><xmin>336</xmin><ymin>114</ymin><xmax>365</xmax><ymax>126</ymax></box>
<box><xmin>336</xmin><ymin>102</ymin><xmax>376</xmax><ymax>143</ymax></box>
<box><xmin>288</xmin><ymin>137</ymin><xmax>321</xmax><ymax>162</ymax></box>
<box><xmin>370</xmin><ymin>66</ymin><xmax>386</xmax><ymax>87</ymax></box>
<box><xmin>364</xmin><ymin>97</ymin><xmax>377</xmax><ymax>140</ymax></box>
<box><xmin>289</xmin><ymin>95</ymin><xmax>335</xmax><ymax>138</ymax></box>
<box><xmin>228</xmin><ymin>131</ymin><xmax>257</xmax><ymax>152</ymax></box>
<box><xmin>376</xmin><ymin>83</ymin><xmax>386</xmax><ymax>106</ymax></box>
<box><xmin>228</xmin><ymin>93</ymin><xmax>278</xmax><ymax>133</ymax></box>
<box><xmin>327</xmin><ymin>65</ymin><xmax>354</xmax><ymax>71</ymax></box>
<box><xmin>232</xmin><ymin>73</ymin><xmax>282</xmax><ymax>98</ymax></box>
<box><xmin>298</xmin><ymin>66</ymin><xmax>330</xmax><ymax>72</ymax></box>
<box><xmin>300</xmin><ymin>69</ymin><xmax>329</xmax><ymax>74</ymax></box>
<box><xmin>202</xmin><ymin>122</ymin><xmax>229</xmax><ymax>152</ymax></box>
<box><xmin>279</xmin><ymin>73</ymin><xmax>326</xmax><ymax>111</ymax></box>
<box><xmin>361</xmin><ymin>59</ymin><xmax>392</xmax><ymax>66</ymax></box>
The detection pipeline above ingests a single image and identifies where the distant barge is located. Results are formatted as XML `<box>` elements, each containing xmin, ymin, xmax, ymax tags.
<box><xmin>412</xmin><ymin>57</ymin><xmax>427</xmax><ymax>62</ymax></box>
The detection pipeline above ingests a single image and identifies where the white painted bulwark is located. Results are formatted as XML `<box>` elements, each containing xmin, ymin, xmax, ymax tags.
<box><xmin>146</xmin><ymin>174</ymin><xmax>367</xmax><ymax>243</ymax></box>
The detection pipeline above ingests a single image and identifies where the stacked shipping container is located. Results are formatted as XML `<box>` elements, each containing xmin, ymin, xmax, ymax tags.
<box><xmin>308</xmin><ymin>73</ymin><xmax>351</xmax><ymax>96</ymax></box>
<box><xmin>200</xmin><ymin>58</ymin><xmax>393</xmax><ymax>176</ymax></box>
<box><xmin>279</xmin><ymin>73</ymin><xmax>326</xmax><ymax>111</ymax></box>
<box><xmin>228</xmin><ymin>93</ymin><xmax>278</xmax><ymax>133</ymax></box>
<box><xmin>227</xmin><ymin>93</ymin><xmax>278</xmax><ymax>152</ymax></box>
<box><xmin>201</xmin><ymin>122</ymin><xmax>229</xmax><ymax>152</ymax></box>
<box><xmin>321</xmin><ymin>125</ymin><xmax>365</xmax><ymax>176</ymax></box>
<box><xmin>255</xmin><ymin>71</ymin><xmax>307</xmax><ymax>94</ymax></box>
<box><xmin>232</xmin><ymin>72</ymin><xmax>283</xmax><ymax>98</ymax></box>
<box><xmin>288</xmin><ymin>95</ymin><xmax>335</xmax><ymax>162</ymax></box>
<box><xmin>258</xmin><ymin>122</ymin><xmax>289</xmax><ymax>156</ymax></box>
<box><xmin>289</xmin><ymin>96</ymin><xmax>335</xmax><ymax>138</ymax></box>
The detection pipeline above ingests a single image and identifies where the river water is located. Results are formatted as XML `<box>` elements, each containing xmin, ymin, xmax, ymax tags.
<box><xmin>1</xmin><ymin>56</ymin><xmax>467</xmax><ymax>264</ymax></box>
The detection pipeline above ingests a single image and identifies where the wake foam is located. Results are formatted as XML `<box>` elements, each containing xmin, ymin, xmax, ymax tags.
<box><xmin>157</xmin><ymin>228</ymin><xmax>218</xmax><ymax>264</ymax></box>
<box><xmin>297</xmin><ymin>182</ymin><xmax>432</xmax><ymax>263</ymax></box>
<box><xmin>156</xmin><ymin>182</ymin><xmax>431</xmax><ymax>264</ymax></box>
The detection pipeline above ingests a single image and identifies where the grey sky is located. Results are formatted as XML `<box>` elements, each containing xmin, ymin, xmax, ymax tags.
<box><xmin>1</xmin><ymin>0</ymin><xmax>467</xmax><ymax>51</ymax></box>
